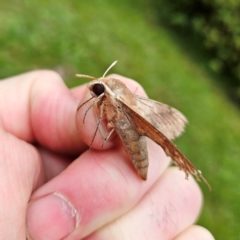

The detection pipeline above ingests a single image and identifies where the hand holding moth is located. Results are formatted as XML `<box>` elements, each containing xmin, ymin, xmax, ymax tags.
<box><xmin>0</xmin><ymin>70</ymin><xmax>213</xmax><ymax>240</ymax></box>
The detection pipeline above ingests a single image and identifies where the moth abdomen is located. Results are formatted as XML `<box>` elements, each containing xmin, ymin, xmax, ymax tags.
<box><xmin>114</xmin><ymin>116</ymin><xmax>149</xmax><ymax>180</ymax></box>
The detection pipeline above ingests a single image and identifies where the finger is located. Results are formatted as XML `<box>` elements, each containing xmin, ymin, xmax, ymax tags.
<box><xmin>37</xmin><ymin>146</ymin><xmax>73</xmax><ymax>181</ymax></box>
<box><xmin>26</xmin><ymin>138</ymin><xmax>170</xmax><ymax>240</ymax></box>
<box><xmin>75</xmin><ymin>74</ymin><xmax>147</xmax><ymax>149</ymax></box>
<box><xmin>0</xmin><ymin>129</ymin><xmax>43</xmax><ymax>239</ymax></box>
<box><xmin>83</xmin><ymin>167</ymin><xmax>203</xmax><ymax>240</ymax></box>
<box><xmin>0</xmin><ymin>70</ymin><xmax>86</xmax><ymax>154</ymax></box>
<box><xmin>173</xmin><ymin>225</ymin><xmax>215</xmax><ymax>240</ymax></box>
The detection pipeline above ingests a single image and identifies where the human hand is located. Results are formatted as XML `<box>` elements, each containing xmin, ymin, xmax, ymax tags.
<box><xmin>0</xmin><ymin>70</ymin><xmax>214</xmax><ymax>239</ymax></box>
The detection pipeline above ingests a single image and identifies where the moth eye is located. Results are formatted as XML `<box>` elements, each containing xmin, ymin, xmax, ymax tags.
<box><xmin>92</xmin><ymin>83</ymin><xmax>105</xmax><ymax>96</ymax></box>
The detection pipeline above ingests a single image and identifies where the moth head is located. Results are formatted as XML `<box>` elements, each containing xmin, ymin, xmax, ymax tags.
<box><xmin>76</xmin><ymin>60</ymin><xmax>118</xmax><ymax>98</ymax></box>
<box><xmin>88</xmin><ymin>80</ymin><xmax>106</xmax><ymax>97</ymax></box>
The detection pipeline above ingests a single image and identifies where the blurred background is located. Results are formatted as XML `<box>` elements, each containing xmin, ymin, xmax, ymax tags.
<box><xmin>1</xmin><ymin>0</ymin><xmax>240</xmax><ymax>239</ymax></box>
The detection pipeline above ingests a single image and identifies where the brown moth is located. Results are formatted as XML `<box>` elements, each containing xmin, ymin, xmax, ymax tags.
<box><xmin>76</xmin><ymin>61</ymin><xmax>212</xmax><ymax>191</ymax></box>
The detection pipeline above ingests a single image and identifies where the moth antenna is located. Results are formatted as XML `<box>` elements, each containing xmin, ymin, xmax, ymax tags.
<box><xmin>197</xmin><ymin>170</ymin><xmax>212</xmax><ymax>192</ymax></box>
<box><xmin>102</xmin><ymin>60</ymin><xmax>118</xmax><ymax>77</ymax></box>
<box><xmin>76</xmin><ymin>74</ymin><xmax>96</xmax><ymax>80</ymax></box>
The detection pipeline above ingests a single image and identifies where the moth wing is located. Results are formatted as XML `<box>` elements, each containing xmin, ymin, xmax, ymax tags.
<box><xmin>134</xmin><ymin>95</ymin><xmax>188</xmax><ymax>140</ymax></box>
<box><xmin>120</xmin><ymin>100</ymin><xmax>198</xmax><ymax>178</ymax></box>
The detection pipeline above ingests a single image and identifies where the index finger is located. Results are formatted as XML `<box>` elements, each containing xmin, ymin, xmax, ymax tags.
<box><xmin>0</xmin><ymin>70</ymin><xmax>86</xmax><ymax>154</ymax></box>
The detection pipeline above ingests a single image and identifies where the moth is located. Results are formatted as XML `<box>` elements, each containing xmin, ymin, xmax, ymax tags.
<box><xmin>76</xmin><ymin>61</ymin><xmax>211</xmax><ymax>191</ymax></box>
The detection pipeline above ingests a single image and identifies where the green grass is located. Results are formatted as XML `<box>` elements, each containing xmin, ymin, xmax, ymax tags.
<box><xmin>1</xmin><ymin>1</ymin><xmax>240</xmax><ymax>239</ymax></box>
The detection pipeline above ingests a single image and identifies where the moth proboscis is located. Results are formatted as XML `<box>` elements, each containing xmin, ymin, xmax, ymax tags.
<box><xmin>76</xmin><ymin>61</ymin><xmax>212</xmax><ymax>191</ymax></box>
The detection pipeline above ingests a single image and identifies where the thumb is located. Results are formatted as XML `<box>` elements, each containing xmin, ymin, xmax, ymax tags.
<box><xmin>0</xmin><ymin>129</ymin><xmax>42</xmax><ymax>239</ymax></box>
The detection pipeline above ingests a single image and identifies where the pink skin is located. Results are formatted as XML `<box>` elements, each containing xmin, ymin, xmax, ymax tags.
<box><xmin>83</xmin><ymin>168</ymin><xmax>204</xmax><ymax>240</ymax></box>
<box><xmin>0</xmin><ymin>71</ymin><xmax>214</xmax><ymax>240</ymax></box>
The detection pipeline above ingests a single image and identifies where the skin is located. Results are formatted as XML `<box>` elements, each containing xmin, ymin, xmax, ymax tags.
<box><xmin>0</xmin><ymin>70</ymin><xmax>215</xmax><ymax>240</ymax></box>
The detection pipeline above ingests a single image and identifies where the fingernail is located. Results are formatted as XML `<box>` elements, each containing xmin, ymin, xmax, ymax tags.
<box><xmin>27</xmin><ymin>192</ymin><xmax>80</xmax><ymax>240</ymax></box>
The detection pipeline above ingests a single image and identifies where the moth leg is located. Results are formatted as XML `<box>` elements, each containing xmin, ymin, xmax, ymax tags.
<box><xmin>89</xmin><ymin>101</ymin><xmax>104</xmax><ymax>149</ymax></box>
<box><xmin>93</xmin><ymin>103</ymin><xmax>110</xmax><ymax>139</ymax></box>
<box><xmin>77</xmin><ymin>96</ymin><xmax>94</xmax><ymax>111</ymax></box>
<box><xmin>83</xmin><ymin>93</ymin><xmax>104</xmax><ymax>123</ymax></box>
<box><xmin>101</xmin><ymin>128</ymin><xmax>115</xmax><ymax>148</ymax></box>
